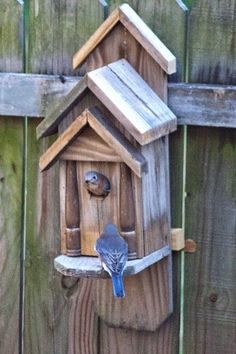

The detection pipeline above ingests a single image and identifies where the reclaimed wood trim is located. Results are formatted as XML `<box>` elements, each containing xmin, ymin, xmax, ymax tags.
<box><xmin>54</xmin><ymin>245</ymin><xmax>171</xmax><ymax>278</ymax></box>
<box><xmin>39</xmin><ymin>112</ymin><xmax>88</xmax><ymax>171</ymax></box>
<box><xmin>72</xmin><ymin>8</ymin><xmax>120</xmax><ymax>70</ymax></box>
<box><xmin>119</xmin><ymin>4</ymin><xmax>176</xmax><ymax>75</ymax></box>
<box><xmin>87</xmin><ymin>107</ymin><xmax>147</xmax><ymax>177</ymax></box>
<box><xmin>36</xmin><ymin>75</ymin><xmax>87</xmax><ymax>139</ymax></box>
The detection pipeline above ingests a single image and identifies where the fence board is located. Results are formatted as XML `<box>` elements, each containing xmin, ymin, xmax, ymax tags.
<box><xmin>0</xmin><ymin>118</ymin><xmax>23</xmax><ymax>354</ymax></box>
<box><xmin>0</xmin><ymin>1</ymin><xmax>23</xmax><ymax>72</ymax></box>
<box><xmin>28</xmin><ymin>0</ymin><xmax>104</xmax><ymax>74</ymax></box>
<box><xmin>24</xmin><ymin>1</ymin><xmax>104</xmax><ymax>353</ymax></box>
<box><xmin>185</xmin><ymin>127</ymin><xmax>236</xmax><ymax>353</ymax></box>
<box><xmin>184</xmin><ymin>1</ymin><xmax>236</xmax><ymax>353</ymax></box>
<box><xmin>0</xmin><ymin>2</ymin><xmax>24</xmax><ymax>353</ymax></box>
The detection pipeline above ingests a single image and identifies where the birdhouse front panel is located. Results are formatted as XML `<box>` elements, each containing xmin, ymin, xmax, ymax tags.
<box><xmin>77</xmin><ymin>161</ymin><xmax>120</xmax><ymax>256</ymax></box>
<box><xmin>38</xmin><ymin>59</ymin><xmax>176</xmax><ymax>262</ymax></box>
<box><xmin>51</xmin><ymin>110</ymin><xmax>146</xmax><ymax>260</ymax></box>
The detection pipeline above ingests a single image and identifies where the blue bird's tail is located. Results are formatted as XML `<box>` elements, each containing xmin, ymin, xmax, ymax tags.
<box><xmin>111</xmin><ymin>273</ymin><xmax>125</xmax><ymax>298</ymax></box>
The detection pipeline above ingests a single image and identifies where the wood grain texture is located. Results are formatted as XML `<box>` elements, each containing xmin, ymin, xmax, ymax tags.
<box><xmin>61</xmin><ymin>126</ymin><xmax>122</xmax><ymax>162</ymax></box>
<box><xmin>119</xmin><ymin>4</ymin><xmax>176</xmax><ymax>74</ymax></box>
<box><xmin>28</xmin><ymin>0</ymin><xmax>104</xmax><ymax>75</ymax></box>
<box><xmin>77</xmin><ymin>161</ymin><xmax>120</xmax><ymax>256</ymax></box>
<box><xmin>25</xmin><ymin>120</ymin><xmax>70</xmax><ymax>353</ymax></box>
<box><xmin>1</xmin><ymin>73</ymin><xmax>236</xmax><ymax>129</ymax></box>
<box><xmin>99</xmin><ymin>318</ymin><xmax>176</xmax><ymax>354</ymax></box>
<box><xmin>67</xmin><ymin>278</ymin><xmax>98</xmax><ymax>354</ymax></box>
<box><xmin>0</xmin><ymin>117</ymin><xmax>23</xmax><ymax>354</ymax></box>
<box><xmin>0</xmin><ymin>1</ymin><xmax>23</xmax><ymax>72</ymax></box>
<box><xmin>0</xmin><ymin>2</ymin><xmax>24</xmax><ymax>353</ymax></box>
<box><xmin>109</xmin><ymin>0</ymin><xmax>188</xmax><ymax>82</ymax></box>
<box><xmin>183</xmin><ymin>2</ymin><xmax>236</xmax><ymax>353</ymax></box>
<box><xmin>168</xmin><ymin>83</ymin><xmax>236</xmax><ymax>127</ymax></box>
<box><xmin>39</xmin><ymin>112</ymin><xmax>87</xmax><ymax>171</ymax></box>
<box><xmin>184</xmin><ymin>127</ymin><xmax>236</xmax><ymax>353</ymax></box>
<box><xmin>93</xmin><ymin>257</ymin><xmax>172</xmax><ymax>331</ymax></box>
<box><xmin>0</xmin><ymin>73</ymin><xmax>79</xmax><ymax>118</ymax></box>
<box><xmin>36</xmin><ymin>76</ymin><xmax>88</xmax><ymax>139</ymax></box>
<box><xmin>73</xmin><ymin>4</ymin><xmax>177</xmax><ymax>74</ymax></box>
<box><xmin>188</xmin><ymin>0</ymin><xmax>236</xmax><ymax>84</ymax></box>
<box><xmin>141</xmin><ymin>138</ymin><xmax>171</xmax><ymax>255</ymax></box>
<box><xmin>87</xmin><ymin>60</ymin><xmax>176</xmax><ymax>145</ymax></box>
<box><xmin>54</xmin><ymin>246</ymin><xmax>171</xmax><ymax>278</ymax></box>
<box><xmin>87</xmin><ymin>107</ymin><xmax>147</xmax><ymax>177</ymax></box>
<box><xmin>73</xmin><ymin>7</ymin><xmax>120</xmax><ymax>69</ymax></box>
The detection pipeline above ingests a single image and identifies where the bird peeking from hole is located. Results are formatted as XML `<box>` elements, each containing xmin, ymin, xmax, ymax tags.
<box><xmin>85</xmin><ymin>171</ymin><xmax>111</xmax><ymax>198</ymax></box>
<box><xmin>95</xmin><ymin>223</ymin><xmax>128</xmax><ymax>298</ymax></box>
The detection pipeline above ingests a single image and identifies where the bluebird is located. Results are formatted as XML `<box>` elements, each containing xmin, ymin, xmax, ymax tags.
<box><xmin>85</xmin><ymin>171</ymin><xmax>111</xmax><ymax>198</ymax></box>
<box><xmin>95</xmin><ymin>223</ymin><xmax>128</xmax><ymax>298</ymax></box>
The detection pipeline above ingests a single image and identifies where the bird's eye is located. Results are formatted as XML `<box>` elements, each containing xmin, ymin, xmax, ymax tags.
<box><xmin>92</xmin><ymin>175</ymin><xmax>97</xmax><ymax>180</ymax></box>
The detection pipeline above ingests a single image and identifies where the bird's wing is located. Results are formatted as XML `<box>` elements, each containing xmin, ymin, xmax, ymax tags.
<box><xmin>96</xmin><ymin>242</ymin><xmax>127</xmax><ymax>274</ymax></box>
<box><xmin>103</xmin><ymin>249</ymin><xmax>127</xmax><ymax>274</ymax></box>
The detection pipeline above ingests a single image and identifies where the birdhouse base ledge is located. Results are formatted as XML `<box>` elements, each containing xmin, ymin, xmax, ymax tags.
<box><xmin>54</xmin><ymin>245</ymin><xmax>171</xmax><ymax>278</ymax></box>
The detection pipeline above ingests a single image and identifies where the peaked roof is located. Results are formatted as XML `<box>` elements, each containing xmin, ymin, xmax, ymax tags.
<box><xmin>73</xmin><ymin>4</ymin><xmax>176</xmax><ymax>75</ymax></box>
<box><xmin>37</xmin><ymin>59</ymin><xmax>177</xmax><ymax>145</ymax></box>
<box><xmin>39</xmin><ymin>107</ymin><xmax>147</xmax><ymax>177</ymax></box>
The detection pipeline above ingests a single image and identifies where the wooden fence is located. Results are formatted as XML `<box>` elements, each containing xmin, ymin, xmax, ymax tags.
<box><xmin>0</xmin><ymin>0</ymin><xmax>236</xmax><ymax>353</ymax></box>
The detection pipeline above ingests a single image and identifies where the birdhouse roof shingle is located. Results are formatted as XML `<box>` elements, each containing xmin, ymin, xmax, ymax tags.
<box><xmin>37</xmin><ymin>59</ymin><xmax>177</xmax><ymax>144</ymax></box>
<box><xmin>73</xmin><ymin>4</ymin><xmax>176</xmax><ymax>75</ymax></box>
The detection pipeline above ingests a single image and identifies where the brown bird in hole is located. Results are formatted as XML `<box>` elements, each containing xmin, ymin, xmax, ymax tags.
<box><xmin>85</xmin><ymin>171</ymin><xmax>111</xmax><ymax>198</ymax></box>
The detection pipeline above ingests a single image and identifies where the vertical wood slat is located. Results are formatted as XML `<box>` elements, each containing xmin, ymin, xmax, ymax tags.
<box><xmin>24</xmin><ymin>1</ymin><xmax>105</xmax><ymax>353</ymax></box>
<box><xmin>0</xmin><ymin>118</ymin><xmax>23</xmax><ymax>354</ymax></box>
<box><xmin>0</xmin><ymin>1</ymin><xmax>24</xmax><ymax>353</ymax></box>
<box><xmin>184</xmin><ymin>1</ymin><xmax>236</xmax><ymax>353</ymax></box>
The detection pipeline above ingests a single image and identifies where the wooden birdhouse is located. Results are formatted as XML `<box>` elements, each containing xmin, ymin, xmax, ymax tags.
<box><xmin>37</xmin><ymin>4</ymin><xmax>178</xmax><ymax>331</ymax></box>
<box><xmin>38</xmin><ymin>58</ymin><xmax>176</xmax><ymax>261</ymax></box>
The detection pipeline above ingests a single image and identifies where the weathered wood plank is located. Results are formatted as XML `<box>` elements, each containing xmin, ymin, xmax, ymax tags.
<box><xmin>188</xmin><ymin>0</ymin><xmax>236</xmax><ymax>84</ymax></box>
<box><xmin>0</xmin><ymin>2</ymin><xmax>24</xmax><ymax>353</ymax></box>
<box><xmin>0</xmin><ymin>117</ymin><xmax>23</xmax><ymax>354</ymax></box>
<box><xmin>28</xmin><ymin>0</ymin><xmax>104</xmax><ymax>75</ymax></box>
<box><xmin>119</xmin><ymin>4</ymin><xmax>176</xmax><ymax>74</ymax></box>
<box><xmin>184</xmin><ymin>127</ymin><xmax>236</xmax><ymax>353</ymax></box>
<box><xmin>1</xmin><ymin>75</ymin><xmax>236</xmax><ymax>128</ymax></box>
<box><xmin>0</xmin><ymin>1</ymin><xmax>23</xmax><ymax>72</ymax></box>
<box><xmin>184</xmin><ymin>1</ymin><xmax>236</xmax><ymax>353</ymax></box>
<box><xmin>54</xmin><ymin>245</ymin><xmax>171</xmax><ymax>278</ymax></box>
<box><xmin>93</xmin><ymin>257</ymin><xmax>172</xmax><ymax>331</ymax></box>
<box><xmin>0</xmin><ymin>73</ymin><xmax>78</xmax><ymax>118</ymax></box>
<box><xmin>99</xmin><ymin>319</ymin><xmax>176</xmax><ymax>354</ymax></box>
<box><xmin>168</xmin><ymin>83</ymin><xmax>236</xmax><ymax>127</ymax></box>
<box><xmin>39</xmin><ymin>112</ymin><xmax>88</xmax><ymax>171</ymax></box>
<box><xmin>87</xmin><ymin>61</ymin><xmax>176</xmax><ymax>145</ymax></box>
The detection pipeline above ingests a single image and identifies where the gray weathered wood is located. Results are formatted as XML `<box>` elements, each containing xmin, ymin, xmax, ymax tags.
<box><xmin>0</xmin><ymin>73</ymin><xmax>78</xmax><ymax>118</ymax></box>
<box><xmin>54</xmin><ymin>245</ymin><xmax>171</xmax><ymax>278</ymax></box>
<box><xmin>168</xmin><ymin>83</ymin><xmax>236</xmax><ymax>127</ymax></box>
<box><xmin>1</xmin><ymin>73</ymin><xmax>236</xmax><ymax>129</ymax></box>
